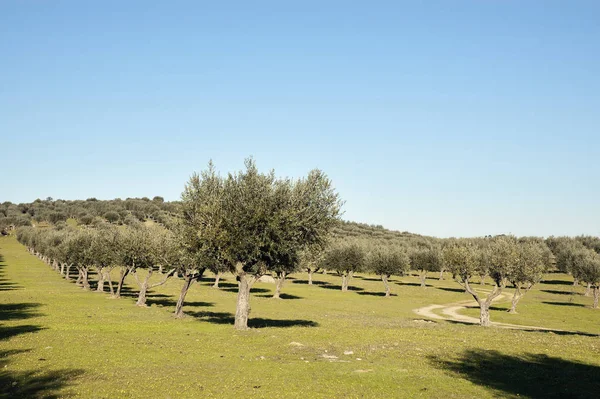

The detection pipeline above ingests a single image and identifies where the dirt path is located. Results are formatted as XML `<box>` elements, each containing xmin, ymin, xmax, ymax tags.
<box><xmin>413</xmin><ymin>289</ymin><xmax>567</xmax><ymax>332</ymax></box>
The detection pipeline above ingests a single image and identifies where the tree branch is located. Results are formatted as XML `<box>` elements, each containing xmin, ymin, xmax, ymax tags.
<box><xmin>149</xmin><ymin>269</ymin><xmax>176</xmax><ymax>288</ymax></box>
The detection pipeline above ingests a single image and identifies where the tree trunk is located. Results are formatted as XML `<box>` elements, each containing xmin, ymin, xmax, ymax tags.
<box><xmin>585</xmin><ymin>282</ymin><xmax>592</xmax><ymax>297</ymax></box>
<box><xmin>593</xmin><ymin>286</ymin><xmax>599</xmax><ymax>309</ymax></box>
<box><xmin>158</xmin><ymin>265</ymin><xmax>163</xmax><ymax>274</ymax></box>
<box><xmin>60</xmin><ymin>262</ymin><xmax>66</xmax><ymax>276</ymax></box>
<box><xmin>76</xmin><ymin>269</ymin><xmax>82</xmax><ymax>286</ymax></box>
<box><xmin>573</xmin><ymin>277</ymin><xmax>579</xmax><ymax>286</ymax></box>
<box><xmin>174</xmin><ymin>275</ymin><xmax>194</xmax><ymax>318</ymax></box>
<box><xmin>480</xmin><ymin>274</ymin><xmax>487</xmax><ymax>286</ymax></box>
<box><xmin>136</xmin><ymin>269</ymin><xmax>153</xmax><ymax>307</ymax></box>
<box><xmin>382</xmin><ymin>274</ymin><xmax>391</xmax><ymax>297</ymax></box>
<box><xmin>81</xmin><ymin>268</ymin><xmax>90</xmax><ymax>290</ymax></box>
<box><xmin>96</xmin><ymin>268</ymin><xmax>105</xmax><ymax>292</ymax></box>
<box><xmin>212</xmin><ymin>272</ymin><xmax>222</xmax><ymax>288</ymax></box>
<box><xmin>508</xmin><ymin>286</ymin><xmax>521</xmax><ymax>314</ymax></box>
<box><xmin>419</xmin><ymin>270</ymin><xmax>427</xmax><ymax>288</ymax></box>
<box><xmin>273</xmin><ymin>271</ymin><xmax>286</xmax><ymax>299</ymax></box>
<box><xmin>66</xmin><ymin>264</ymin><xmax>72</xmax><ymax>281</ymax></box>
<box><xmin>308</xmin><ymin>269</ymin><xmax>313</xmax><ymax>285</ymax></box>
<box><xmin>439</xmin><ymin>269</ymin><xmax>444</xmax><ymax>280</ymax></box>
<box><xmin>234</xmin><ymin>274</ymin><xmax>254</xmax><ymax>330</ymax></box>
<box><xmin>114</xmin><ymin>268</ymin><xmax>129</xmax><ymax>298</ymax></box>
<box><xmin>341</xmin><ymin>273</ymin><xmax>349</xmax><ymax>292</ymax></box>
<box><xmin>107</xmin><ymin>276</ymin><xmax>114</xmax><ymax>296</ymax></box>
<box><xmin>479</xmin><ymin>302</ymin><xmax>491</xmax><ymax>327</ymax></box>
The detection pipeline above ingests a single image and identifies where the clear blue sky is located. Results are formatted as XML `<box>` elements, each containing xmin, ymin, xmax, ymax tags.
<box><xmin>1</xmin><ymin>1</ymin><xmax>598</xmax><ymax>238</ymax></box>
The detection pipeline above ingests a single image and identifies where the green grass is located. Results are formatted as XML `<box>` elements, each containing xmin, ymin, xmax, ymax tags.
<box><xmin>1</xmin><ymin>235</ymin><xmax>600</xmax><ymax>398</ymax></box>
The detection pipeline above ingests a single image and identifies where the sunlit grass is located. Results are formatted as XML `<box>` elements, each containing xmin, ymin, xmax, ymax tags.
<box><xmin>1</xmin><ymin>235</ymin><xmax>599</xmax><ymax>398</ymax></box>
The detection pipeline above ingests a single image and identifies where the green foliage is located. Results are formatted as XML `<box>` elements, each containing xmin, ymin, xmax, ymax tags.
<box><xmin>103</xmin><ymin>211</ymin><xmax>121</xmax><ymax>224</ymax></box>
<box><xmin>181</xmin><ymin>159</ymin><xmax>342</xmax><ymax>276</ymax></box>
<box><xmin>368</xmin><ymin>247</ymin><xmax>410</xmax><ymax>277</ymax></box>
<box><xmin>409</xmin><ymin>246</ymin><xmax>443</xmax><ymax>273</ymax></box>
<box><xmin>322</xmin><ymin>242</ymin><xmax>366</xmax><ymax>274</ymax></box>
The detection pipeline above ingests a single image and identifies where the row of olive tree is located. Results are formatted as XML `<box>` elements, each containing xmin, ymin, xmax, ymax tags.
<box><xmin>14</xmin><ymin>224</ymin><xmax>202</xmax><ymax>315</ymax></box>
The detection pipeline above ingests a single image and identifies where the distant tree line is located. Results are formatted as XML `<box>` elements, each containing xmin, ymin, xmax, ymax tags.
<box><xmin>7</xmin><ymin>160</ymin><xmax>600</xmax><ymax>329</ymax></box>
<box><xmin>0</xmin><ymin>196</ymin><xmax>179</xmax><ymax>233</ymax></box>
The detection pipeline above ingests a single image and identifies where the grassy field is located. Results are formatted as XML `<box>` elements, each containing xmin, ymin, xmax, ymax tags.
<box><xmin>1</xmin><ymin>235</ymin><xmax>600</xmax><ymax>398</ymax></box>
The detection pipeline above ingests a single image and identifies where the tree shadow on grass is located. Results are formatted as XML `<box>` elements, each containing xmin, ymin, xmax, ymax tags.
<box><xmin>291</xmin><ymin>280</ymin><xmax>328</xmax><ymax>286</ymax></box>
<box><xmin>185</xmin><ymin>311</ymin><xmax>318</xmax><ymax>328</ymax></box>
<box><xmin>208</xmin><ymin>281</ymin><xmax>238</xmax><ymax>289</ymax></box>
<box><xmin>437</xmin><ymin>287</ymin><xmax>465</xmax><ymax>293</ymax></box>
<box><xmin>0</xmin><ymin>303</ymin><xmax>43</xmax><ymax>321</ymax></box>
<box><xmin>318</xmin><ymin>284</ymin><xmax>364</xmax><ymax>292</ymax></box>
<box><xmin>0</xmin><ymin>349</ymin><xmax>84</xmax><ymax>399</ymax></box>
<box><xmin>356</xmin><ymin>291</ymin><xmax>397</xmax><ymax>297</ymax></box>
<box><xmin>256</xmin><ymin>293</ymin><xmax>304</xmax><ymax>300</ymax></box>
<box><xmin>541</xmin><ymin>279</ymin><xmax>573</xmax><ymax>286</ymax></box>
<box><xmin>147</xmin><ymin>296</ymin><xmax>215</xmax><ymax>307</ymax></box>
<box><xmin>542</xmin><ymin>301</ymin><xmax>585</xmax><ymax>307</ymax></box>
<box><xmin>396</xmin><ymin>282</ymin><xmax>431</xmax><ymax>288</ymax></box>
<box><xmin>441</xmin><ymin>319</ymin><xmax>599</xmax><ymax>337</ymax></box>
<box><xmin>0</xmin><ymin>302</ymin><xmax>45</xmax><ymax>341</ymax></box>
<box><xmin>221</xmin><ymin>287</ymin><xmax>271</xmax><ymax>294</ymax></box>
<box><xmin>0</xmin><ymin>256</ymin><xmax>22</xmax><ymax>291</ymax></box>
<box><xmin>0</xmin><ymin>325</ymin><xmax>46</xmax><ymax>341</ymax></box>
<box><xmin>429</xmin><ymin>349</ymin><xmax>600</xmax><ymax>398</ymax></box>
<box><xmin>354</xmin><ymin>276</ymin><xmax>383</xmax><ymax>282</ymax></box>
<box><xmin>541</xmin><ymin>289</ymin><xmax>576</xmax><ymax>296</ymax></box>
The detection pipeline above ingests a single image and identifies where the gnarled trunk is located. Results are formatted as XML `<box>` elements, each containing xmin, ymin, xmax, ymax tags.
<box><xmin>480</xmin><ymin>274</ymin><xmax>487</xmax><ymax>286</ymax></box>
<box><xmin>212</xmin><ymin>272</ymin><xmax>222</xmax><ymax>288</ymax></box>
<box><xmin>341</xmin><ymin>271</ymin><xmax>353</xmax><ymax>292</ymax></box>
<box><xmin>382</xmin><ymin>274</ymin><xmax>391</xmax><ymax>297</ymax></box>
<box><xmin>80</xmin><ymin>267</ymin><xmax>90</xmax><ymax>290</ymax></box>
<box><xmin>175</xmin><ymin>275</ymin><xmax>194</xmax><ymax>318</ymax></box>
<box><xmin>508</xmin><ymin>286</ymin><xmax>522</xmax><ymax>314</ymax></box>
<box><xmin>585</xmin><ymin>282</ymin><xmax>592</xmax><ymax>297</ymax></box>
<box><xmin>439</xmin><ymin>269</ymin><xmax>445</xmax><ymax>280</ymax></box>
<box><xmin>234</xmin><ymin>274</ymin><xmax>255</xmax><ymax>330</ymax></box>
<box><xmin>114</xmin><ymin>267</ymin><xmax>130</xmax><ymax>298</ymax></box>
<box><xmin>65</xmin><ymin>264</ymin><xmax>72</xmax><ymax>281</ymax></box>
<box><xmin>107</xmin><ymin>276</ymin><xmax>114</xmax><ymax>296</ymax></box>
<box><xmin>273</xmin><ymin>271</ymin><xmax>286</xmax><ymax>299</ymax></box>
<box><xmin>137</xmin><ymin>268</ymin><xmax>175</xmax><ymax>307</ymax></box>
<box><xmin>96</xmin><ymin>267</ymin><xmax>105</xmax><ymax>292</ymax></box>
<box><xmin>479</xmin><ymin>302</ymin><xmax>491</xmax><ymax>327</ymax></box>
<box><xmin>135</xmin><ymin>269</ymin><xmax>152</xmax><ymax>306</ymax></box>
<box><xmin>308</xmin><ymin>269</ymin><xmax>313</xmax><ymax>285</ymax></box>
<box><xmin>60</xmin><ymin>262</ymin><xmax>66</xmax><ymax>276</ymax></box>
<box><xmin>419</xmin><ymin>270</ymin><xmax>427</xmax><ymax>288</ymax></box>
<box><xmin>463</xmin><ymin>279</ymin><xmax>504</xmax><ymax>327</ymax></box>
<box><xmin>593</xmin><ymin>286</ymin><xmax>599</xmax><ymax>309</ymax></box>
<box><xmin>76</xmin><ymin>269</ymin><xmax>82</xmax><ymax>286</ymax></box>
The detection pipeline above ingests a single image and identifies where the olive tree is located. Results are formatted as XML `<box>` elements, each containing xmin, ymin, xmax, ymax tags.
<box><xmin>570</xmin><ymin>247</ymin><xmax>600</xmax><ymax>308</ymax></box>
<box><xmin>132</xmin><ymin>227</ymin><xmax>177</xmax><ymax>307</ymax></box>
<box><xmin>89</xmin><ymin>226</ymin><xmax>119</xmax><ymax>293</ymax></box>
<box><xmin>181</xmin><ymin>159</ymin><xmax>341</xmax><ymax>329</ymax></box>
<box><xmin>299</xmin><ymin>240</ymin><xmax>332</xmax><ymax>285</ymax></box>
<box><xmin>112</xmin><ymin>226</ymin><xmax>154</xmax><ymax>298</ymax></box>
<box><xmin>368</xmin><ymin>246</ymin><xmax>410</xmax><ymax>297</ymax></box>
<box><xmin>444</xmin><ymin>236</ymin><xmax>519</xmax><ymax>326</ymax></box>
<box><xmin>322</xmin><ymin>243</ymin><xmax>365</xmax><ymax>292</ymax></box>
<box><xmin>507</xmin><ymin>241</ymin><xmax>551</xmax><ymax>313</ymax></box>
<box><xmin>65</xmin><ymin>230</ymin><xmax>94</xmax><ymax>290</ymax></box>
<box><xmin>410</xmin><ymin>245</ymin><xmax>443</xmax><ymax>288</ymax></box>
